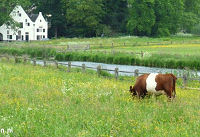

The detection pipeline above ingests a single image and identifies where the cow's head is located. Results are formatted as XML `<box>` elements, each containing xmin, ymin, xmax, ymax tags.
<box><xmin>129</xmin><ymin>86</ymin><xmax>133</xmax><ymax>93</ymax></box>
<box><xmin>129</xmin><ymin>86</ymin><xmax>137</xmax><ymax>96</ymax></box>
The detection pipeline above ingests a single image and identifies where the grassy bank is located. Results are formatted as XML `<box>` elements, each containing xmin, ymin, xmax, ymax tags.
<box><xmin>0</xmin><ymin>36</ymin><xmax>200</xmax><ymax>70</ymax></box>
<box><xmin>0</xmin><ymin>46</ymin><xmax>200</xmax><ymax>70</ymax></box>
<box><xmin>0</xmin><ymin>61</ymin><xmax>199</xmax><ymax>136</ymax></box>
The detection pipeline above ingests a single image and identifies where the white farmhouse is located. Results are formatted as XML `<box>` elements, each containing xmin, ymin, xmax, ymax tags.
<box><xmin>0</xmin><ymin>5</ymin><xmax>48</xmax><ymax>41</ymax></box>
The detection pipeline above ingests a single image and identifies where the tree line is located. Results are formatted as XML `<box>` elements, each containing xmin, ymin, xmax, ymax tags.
<box><xmin>1</xmin><ymin>0</ymin><xmax>200</xmax><ymax>38</ymax></box>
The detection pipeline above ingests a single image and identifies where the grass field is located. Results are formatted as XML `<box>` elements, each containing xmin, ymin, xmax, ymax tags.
<box><xmin>1</xmin><ymin>36</ymin><xmax>200</xmax><ymax>55</ymax></box>
<box><xmin>0</xmin><ymin>61</ymin><xmax>199</xmax><ymax>136</ymax></box>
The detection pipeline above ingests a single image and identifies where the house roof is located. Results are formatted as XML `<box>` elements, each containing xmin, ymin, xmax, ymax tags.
<box><xmin>28</xmin><ymin>14</ymin><xmax>39</xmax><ymax>22</ymax></box>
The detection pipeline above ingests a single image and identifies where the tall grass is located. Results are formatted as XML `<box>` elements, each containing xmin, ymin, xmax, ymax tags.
<box><xmin>0</xmin><ymin>46</ymin><xmax>200</xmax><ymax>70</ymax></box>
<box><xmin>0</xmin><ymin>61</ymin><xmax>199</xmax><ymax>136</ymax></box>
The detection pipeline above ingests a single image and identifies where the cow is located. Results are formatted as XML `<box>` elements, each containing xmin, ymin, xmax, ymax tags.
<box><xmin>129</xmin><ymin>73</ymin><xmax>177</xmax><ymax>99</ymax></box>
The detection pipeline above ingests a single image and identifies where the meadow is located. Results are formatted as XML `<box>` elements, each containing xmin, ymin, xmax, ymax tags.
<box><xmin>0</xmin><ymin>60</ymin><xmax>199</xmax><ymax>136</ymax></box>
<box><xmin>0</xmin><ymin>36</ymin><xmax>200</xmax><ymax>70</ymax></box>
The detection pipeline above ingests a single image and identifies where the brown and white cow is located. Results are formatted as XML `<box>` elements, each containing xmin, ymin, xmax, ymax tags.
<box><xmin>129</xmin><ymin>73</ymin><xmax>177</xmax><ymax>99</ymax></box>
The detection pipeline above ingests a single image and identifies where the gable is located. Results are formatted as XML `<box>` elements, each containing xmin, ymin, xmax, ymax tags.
<box><xmin>28</xmin><ymin>14</ymin><xmax>39</xmax><ymax>22</ymax></box>
<box><xmin>10</xmin><ymin>6</ymin><xmax>31</xmax><ymax>23</ymax></box>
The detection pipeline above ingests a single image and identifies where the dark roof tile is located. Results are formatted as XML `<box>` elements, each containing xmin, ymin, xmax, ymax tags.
<box><xmin>28</xmin><ymin>14</ymin><xmax>38</xmax><ymax>22</ymax></box>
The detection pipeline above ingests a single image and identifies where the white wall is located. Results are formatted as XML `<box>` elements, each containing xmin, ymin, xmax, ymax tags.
<box><xmin>34</xmin><ymin>12</ymin><xmax>48</xmax><ymax>40</ymax></box>
<box><xmin>0</xmin><ymin>5</ymin><xmax>48</xmax><ymax>41</ymax></box>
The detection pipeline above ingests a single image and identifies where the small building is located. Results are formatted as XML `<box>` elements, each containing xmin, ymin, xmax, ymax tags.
<box><xmin>0</xmin><ymin>5</ymin><xmax>48</xmax><ymax>41</ymax></box>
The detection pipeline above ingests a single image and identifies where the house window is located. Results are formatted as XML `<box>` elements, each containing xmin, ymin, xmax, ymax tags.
<box><xmin>26</xmin><ymin>23</ymin><xmax>30</xmax><ymax>26</ymax></box>
<box><xmin>33</xmin><ymin>24</ymin><xmax>35</xmax><ymax>26</ymax></box>
<box><xmin>37</xmin><ymin>28</ymin><xmax>42</xmax><ymax>32</ymax></box>
<box><xmin>25</xmin><ymin>19</ymin><xmax>27</xmax><ymax>22</ymax></box>
<box><xmin>37</xmin><ymin>35</ymin><xmax>42</xmax><ymax>40</ymax></box>
<box><xmin>43</xmin><ymin>29</ymin><xmax>45</xmax><ymax>32</ymax></box>
<box><xmin>7</xmin><ymin>35</ymin><xmax>12</xmax><ymax>39</ymax></box>
<box><xmin>43</xmin><ymin>35</ymin><xmax>45</xmax><ymax>38</ymax></box>
<box><xmin>19</xmin><ymin>13</ymin><xmax>21</xmax><ymax>17</ymax></box>
<box><xmin>19</xmin><ymin>22</ymin><xmax>23</xmax><ymax>28</ymax></box>
<box><xmin>7</xmin><ymin>30</ymin><xmax>9</xmax><ymax>34</ymax></box>
<box><xmin>40</xmin><ymin>20</ymin><xmax>42</xmax><ymax>22</ymax></box>
<box><xmin>18</xmin><ymin>31</ymin><xmax>21</xmax><ymax>40</ymax></box>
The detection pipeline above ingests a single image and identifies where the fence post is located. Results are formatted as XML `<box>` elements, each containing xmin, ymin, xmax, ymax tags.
<box><xmin>43</xmin><ymin>59</ymin><xmax>47</xmax><ymax>67</ymax></box>
<box><xmin>67</xmin><ymin>45</ymin><xmax>70</xmax><ymax>50</ymax></box>
<box><xmin>112</xmin><ymin>50</ymin><xmax>115</xmax><ymax>55</ymax></box>
<box><xmin>134</xmin><ymin>69</ymin><xmax>139</xmax><ymax>77</ymax></box>
<box><xmin>5</xmin><ymin>54</ymin><xmax>9</xmax><ymax>61</ymax></box>
<box><xmin>100</xmin><ymin>43</ymin><xmax>102</xmax><ymax>48</ymax></box>
<box><xmin>82</xmin><ymin>64</ymin><xmax>86</xmax><ymax>73</ymax></box>
<box><xmin>112</xmin><ymin>43</ymin><xmax>114</xmax><ymax>48</ymax></box>
<box><xmin>199</xmin><ymin>77</ymin><xmax>200</xmax><ymax>89</ymax></box>
<box><xmin>182</xmin><ymin>74</ymin><xmax>187</xmax><ymax>89</ymax></box>
<box><xmin>68</xmin><ymin>61</ymin><xmax>71</xmax><ymax>72</ymax></box>
<box><xmin>115</xmin><ymin>68</ymin><xmax>119</xmax><ymax>80</ymax></box>
<box><xmin>141</xmin><ymin>51</ymin><xmax>144</xmax><ymax>58</ymax></box>
<box><xmin>33</xmin><ymin>58</ymin><xmax>36</xmax><ymax>66</ymax></box>
<box><xmin>23</xmin><ymin>57</ymin><xmax>27</xmax><ymax>64</ymax></box>
<box><xmin>124</xmin><ymin>42</ymin><xmax>126</xmax><ymax>46</ymax></box>
<box><xmin>97</xmin><ymin>65</ymin><xmax>101</xmax><ymax>77</ymax></box>
<box><xmin>14</xmin><ymin>56</ymin><xmax>18</xmax><ymax>63</ymax></box>
<box><xmin>54</xmin><ymin>60</ymin><xmax>58</xmax><ymax>68</ymax></box>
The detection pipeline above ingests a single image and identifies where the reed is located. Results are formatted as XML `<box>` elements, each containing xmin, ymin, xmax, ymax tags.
<box><xmin>0</xmin><ymin>46</ymin><xmax>200</xmax><ymax>70</ymax></box>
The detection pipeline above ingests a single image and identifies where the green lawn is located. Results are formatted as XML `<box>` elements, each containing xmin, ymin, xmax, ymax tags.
<box><xmin>0</xmin><ymin>61</ymin><xmax>199</xmax><ymax>136</ymax></box>
<box><xmin>1</xmin><ymin>36</ymin><xmax>200</xmax><ymax>70</ymax></box>
<box><xmin>1</xmin><ymin>36</ymin><xmax>200</xmax><ymax>56</ymax></box>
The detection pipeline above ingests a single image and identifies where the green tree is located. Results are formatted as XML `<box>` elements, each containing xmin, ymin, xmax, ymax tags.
<box><xmin>0</xmin><ymin>0</ymin><xmax>30</xmax><ymax>26</ymax></box>
<box><xmin>102</xmin><ymin>0</ymin><xmax>128</xmax><ymax>35</ymax></box>
<box><xmin>127</xmin><ymin>0</ymin><xmax>156</xmax><ymax>36</ymax></box>
<box><xmin>30</xmin><ymin>0</ymin><xmax>67</xmax><ymax>38</ymax></box>
<box><xmin>182</xmin><ymin>0</ymin><xmax>200</xmax><ymax>32</ymax></box>
<box><xmin>152</xmin><ymin>0</ymin><xmax>184</xmax><ymax>36</ymax></box>
<box><xmin>127</xmin><ymin>0</ymin><xmax>185</xmax><ymax>37</ymax></box>
<box><xmin>65</xmin><ymin>0</ymin><xmax>105</xmax><ymax>37</ymax></box>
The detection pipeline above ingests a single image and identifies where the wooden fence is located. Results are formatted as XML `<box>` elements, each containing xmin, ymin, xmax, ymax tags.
<box><xmin>0</xmin><ymin>55</ymin><xmax>200</xmax><ymax>90</ymax></box>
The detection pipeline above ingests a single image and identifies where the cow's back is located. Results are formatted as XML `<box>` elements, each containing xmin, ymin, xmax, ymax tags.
<box><xmin>155</xmin><ymin>74</ymin><xmax>174</xmax><ymax>91</ymax></box>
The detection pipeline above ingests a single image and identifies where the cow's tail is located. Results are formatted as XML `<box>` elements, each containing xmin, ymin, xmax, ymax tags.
<box><xmin>171</xmin><ymin>74</ymin><xmax>177</xmax><ymax>98</ymax></box>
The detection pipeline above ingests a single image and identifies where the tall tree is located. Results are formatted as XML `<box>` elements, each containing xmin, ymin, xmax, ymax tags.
<box><xmin>127</xmin><ymin>0</ymin><xmax>185</xmax><ymax>36</ymax></box>
<box><xmin>0</xmin><ymin>0</ymin><xmax>31</xmax><ymax>26</ymax></box>
<box><xmin>65</xmin><ymin>0</ymin><xmax>105</xmax><ymax>37</ymax></box>
<box><xmin>30</xmin><ymin>0</ymin><xmax>67</xmax><ymax>38</ymax></box>
<box><xmin>103</xmin><ymin>0</ymin><xmax>128</xmax><ymax>34</ymax></box>
<box><xmin>152</xmin><ymin>0</ymin><xmax>184</xmax><ymax>36</ymax></box>
<box><xmin>181</xmin><ymin>0</ymin><xmax>200</xmax><ymax>32</ymax></box>
<box><xmin>127</xmin><ymin>0</ymin><xmax>156</xmax><ymax>36</ymax></box>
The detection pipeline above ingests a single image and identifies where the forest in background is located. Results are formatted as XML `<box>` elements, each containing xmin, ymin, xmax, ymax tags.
<box><xmin>0</xmin><ymin>0</ymin><xmax>200</xmax><ymax>38</ymax></box>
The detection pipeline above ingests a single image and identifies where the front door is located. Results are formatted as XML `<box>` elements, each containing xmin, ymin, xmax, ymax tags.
<box><xmin>0</xmin><ymin>33</ymin><xmax>3</xmax><ymax>41</ymax></box>
<box><xmin>25</xmin><ymin>32</ymin><xmax>29</xmax><ymax>41</ymax></box>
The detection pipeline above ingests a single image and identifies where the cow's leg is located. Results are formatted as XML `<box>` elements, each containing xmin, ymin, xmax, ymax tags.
<box><xmin>141</xmin><ymin>90</ymin><xmax>147</xmax><ymax>98</ymax></box>
<box><xmin>136</xmin><ymin>89</ymin><xmax>142</xmax><ymax>99</ymax></box>
<box><xmin>165</xmin><ymin>89</ymin><xmax>172</xmax><ymax>100</ymax></box>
